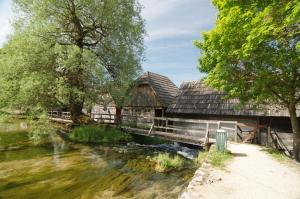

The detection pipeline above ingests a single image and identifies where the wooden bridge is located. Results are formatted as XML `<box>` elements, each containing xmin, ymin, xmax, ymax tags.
<box><xmin>48</xmin><ymin>111</ymin><xmax>239</xmax><ymax>147</ymax></box>
<box><xmin>48</xmin><ymin>111</ymin><xmax>292</xmax><ymax>154</ymax></box>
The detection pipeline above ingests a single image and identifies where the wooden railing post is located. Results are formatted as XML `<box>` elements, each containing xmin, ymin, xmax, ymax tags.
<box><xmin>235</xmin><ymin>121</ymin><xmax>238</xmax><ymax>142</ymax></box>
<box><xmin>166</xmin><ymin>118</ymin><xmax>168</xmax><ymax>133</ymax></box>
<box><xmin>267</xmin><ymin>125</ymin><xmax>271</xmax><ymax>147</ymax></box>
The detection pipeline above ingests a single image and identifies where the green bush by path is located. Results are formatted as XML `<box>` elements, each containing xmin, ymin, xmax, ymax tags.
<box><xmin>151</xmin><ymin>153</ymin><xmax>184</xmax><ymax>172</ymax></box>
<box><xmin>69</xmin><ymin>125</ymin><xmax>132</xmax><ymax>144</ymax></box>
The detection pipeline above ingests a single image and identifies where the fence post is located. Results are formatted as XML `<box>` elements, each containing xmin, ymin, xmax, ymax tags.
<box><xmin>166</xmin><ymin>118</ymin><xmax>168</xmax><ymax>132</ymax></box>
<box><xmin>267</xmin><ymin>125</ymin><xmax>271</xmax><ymax>147</ymax></box>
<box><xmin>235</xmin><ymin>122</ymin><xmax>238</xmax><ymax>142</ymax></box>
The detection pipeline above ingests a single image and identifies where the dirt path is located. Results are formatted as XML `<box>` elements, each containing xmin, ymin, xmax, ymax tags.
<box><xmin>182</xmin><ymin>143</ymin><xmax>300</xmax><ymax>199</ymax></box>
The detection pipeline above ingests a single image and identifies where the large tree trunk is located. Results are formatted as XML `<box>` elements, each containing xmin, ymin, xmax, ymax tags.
<box><xmin>70</xmin><ymin>101</ymin><xmax>84</xmax><ymax>124</ymax></box>
<box><xmin>115</xmin><ymin>107</ymin><xmax>122</xmax><ymax>125</ymax></box>
<box><xmin>288</xmin><ymin>103</ymin><xmax>300</xmax><ymax>162</ymax></box>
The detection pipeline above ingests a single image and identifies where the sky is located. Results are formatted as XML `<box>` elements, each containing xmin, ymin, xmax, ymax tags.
<box><xmin>0</xmin><ymin>0</ymin><xmax>217</xmax><ymax>86</ymax></box>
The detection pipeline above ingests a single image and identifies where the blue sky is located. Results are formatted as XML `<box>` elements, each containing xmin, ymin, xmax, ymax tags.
<box><xmin>0</xmin><ymin>0</ymin><xmax>217</xmax><ymax>86</ymax></box>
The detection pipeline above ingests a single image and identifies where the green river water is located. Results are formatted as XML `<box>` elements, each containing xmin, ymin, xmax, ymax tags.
<box><xmin>0</xmin><ymin>121</ymin><xmax>197</xmax><ymax>199</ymax></box>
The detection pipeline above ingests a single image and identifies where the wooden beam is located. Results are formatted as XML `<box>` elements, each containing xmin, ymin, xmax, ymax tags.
<box><xmin>235</xmin><ymin>121</ymin><xmax>238</xmax><ymax>142</ymax></box>
<box><xmin>267</xmin><ymin>125</ymin><xmax>271</xmax><ymax>147</ymax></box>
<box><xmin>148</xmin><ymin>122</ymin><xmax>154</xmax><ymax>135</ymax></box>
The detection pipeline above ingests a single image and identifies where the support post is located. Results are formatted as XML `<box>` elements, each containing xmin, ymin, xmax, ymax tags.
<box><xmin>267</xmin><ymin>125</ymin><xmax>271</xmax><ymax>147</ymax></box>
<box><xmin>235</xmin><ymin>122</ymin><xmax>238</xmax><ymax>143</ymax></box>
<box><xmin>166</xmin><ymin>118</ymin><xmax>168</xmax><ymax>133</ymax></box>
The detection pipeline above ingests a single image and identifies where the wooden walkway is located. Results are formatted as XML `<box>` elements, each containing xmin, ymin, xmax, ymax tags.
<box><xmin>122</xmin><ymin>126</ymin><xmax>216</xmax><ymax>146</ymax></box>
<box><xmin>48</xmin><ymin>111</ymin><xmax>238</xmax><ymax>147</ymax></box>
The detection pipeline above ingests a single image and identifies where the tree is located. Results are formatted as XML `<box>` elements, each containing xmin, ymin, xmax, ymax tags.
<box><xmin>6</xmin><ymin>0</ymin><xmax>145</xmax><ymax>123</ymax></box>
<box><xmin>195</xmin><ymin>0</ymin><xmax>300</xmax><ymax>160</ymax></box>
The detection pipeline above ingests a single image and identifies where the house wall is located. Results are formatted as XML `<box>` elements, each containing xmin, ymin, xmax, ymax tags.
<box><xmin>122</xmin><ymin>107</ymin><xmax>155</xmax><ymax>124</ymax></box>
<box><xmin>91</xmin><ymin>104</ymin><xmax>116</xmax><ymax>122</ymax></box>
<box><xmin>125</xmin><ymin>84</ymin><xmax>162</xmax><ymax>107</ymax></box>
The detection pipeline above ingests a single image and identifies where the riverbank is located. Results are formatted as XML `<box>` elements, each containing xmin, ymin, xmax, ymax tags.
<box><xmin>180</xmin><ymin>143</ymin><xmax>300</xmax><ymax>199</ymax></box>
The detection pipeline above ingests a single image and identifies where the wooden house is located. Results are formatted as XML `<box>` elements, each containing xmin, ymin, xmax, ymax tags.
<box><xmin>166</xmin><ymin>81</ymin><xmax>300</xmax><ymax>150</ymax></box>
<box><xmin>123</xmin><ymin>71</ymin><xmax>178</xmax><ymax>122</ymax></box>
<box><xmin>91</xmin><ymin>94</ymin><xmax>116</xmax><ymax>123</ymax></box>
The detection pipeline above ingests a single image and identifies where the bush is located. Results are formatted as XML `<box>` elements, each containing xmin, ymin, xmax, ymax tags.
<box><xmin>69</xmin><ymin>125</ymin><xmax>132</xmax><ymax>144</ymax></box>
<box><xmin>151</xmin><ymin>153</ymin><xmax>184</xmax><ymax>172</ymax></box>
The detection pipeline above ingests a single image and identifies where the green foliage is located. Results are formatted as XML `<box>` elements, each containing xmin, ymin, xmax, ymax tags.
<box><xmin>0</xmin><ymin>0</ymin><xmax>145</xmax><ymax>120</ymax></box>
<box><xmin>195</xmin><ymin>0</ymin><xmax>300</xmax><ymax>106</ymax></box>
<box><xmin>151</xmin><ymin>153</ymin><xmax>184</xmax><ymax>172</ymax></box>
<box><xmin>69</xmin><ymin>125</ymin><xmax>132</xmax><ymax>144</ymax></box>
<box><xmin>0</xmin><ymin>112</ymin><xmax>13</xmax><ymax>123</ymax></box>
<box><xmin>27</xmin><ymin>111</ymin><xmax>56</xmax><ymax>145</ymax></box>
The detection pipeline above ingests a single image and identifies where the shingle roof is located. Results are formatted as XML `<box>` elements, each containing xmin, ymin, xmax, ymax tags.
<box><xmin>167</xmin><ymin>81</ymin><xmax>299</xmax><ymax>117</ymax></box>
<box><xmin>136</xmin><ymin>71</ymin><xmax>178</xmax><ymax>107</ymax></box>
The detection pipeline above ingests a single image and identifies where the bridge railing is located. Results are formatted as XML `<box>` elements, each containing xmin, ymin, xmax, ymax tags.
<box><xmin>47</xmin><ymin>111</ymin><xmax>238</xmax><ymax>142</ymax></box>
<box><xmin>48</xmin><ymin>111</ymin><xmax>71</xmax><ymax>119</ymax></box>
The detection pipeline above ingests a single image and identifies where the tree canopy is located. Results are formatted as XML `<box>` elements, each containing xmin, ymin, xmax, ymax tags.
<box><xmin>0</xmin><ymin>0</ymin><xmax>145</xmax><ymax>122</ymax></box>
<box><xmin>195</xmin><ymin>0</ymin><xmax>300</xmax><ymax>160</ymax></box>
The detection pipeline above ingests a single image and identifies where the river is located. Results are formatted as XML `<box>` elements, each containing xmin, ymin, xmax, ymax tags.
<box><xmin>0</xmin><ymin>121</ymin><xmax>199</xmax><ymax>199</ymax></box>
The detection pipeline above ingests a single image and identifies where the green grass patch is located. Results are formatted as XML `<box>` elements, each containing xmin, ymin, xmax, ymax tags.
<box><xmin>151</xmin><ymin>153</ymin><xmax>184</xmax><ymax>172</ymax></box>
<box><xmin>194</xmin><ymin>146</ymin><xmax>233</xmax><ymax>168</ymax></box>
<box><xmin>69</xmin><ymin>125</ymin><xmax>132</xmax><ymax>144</ymax></box>
<box><xmin>262</xmin><ymin>147</ymin><xmax>290</xmax><ymax>162</ymax></box>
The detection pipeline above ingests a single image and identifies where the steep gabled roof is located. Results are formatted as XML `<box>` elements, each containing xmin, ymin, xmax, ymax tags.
<box><xmin>136</xmin><ymin>71</ymin><xmax>178</xmax><ymax>107</ymax></box>
<box><xmin>167</xmin><ymin>81</ymin><xmax>299</xmax><ymax>117</ymax></box>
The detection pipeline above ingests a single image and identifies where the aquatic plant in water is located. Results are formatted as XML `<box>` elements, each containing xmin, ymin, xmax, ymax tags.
<box><xmin>151</xmin><ymin>153</ymin><xmax>184</xmax><ymax>172</ymax></box>
<box><xmin>69</xmin><ymin>125</ymin><xmax>132</xmax><ymax>144</ymax></box>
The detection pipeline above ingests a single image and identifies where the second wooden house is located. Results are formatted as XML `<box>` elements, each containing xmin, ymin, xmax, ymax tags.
<box><xmin>123</xmin><ymin>71</ymin><xmax>178</xmax><ymax>123</ymax></box>
<box><xmin>166</xmin><ymin>81</ymin><xmax>300</xmax><ymax>151</ymax></box>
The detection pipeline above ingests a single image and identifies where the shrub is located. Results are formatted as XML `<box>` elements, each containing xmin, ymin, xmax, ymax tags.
<box><xmin>151</xmin><ymin>153</ymin><xmax>184</xmax><ymax>172</ymax></box>
<box><xmin>69</xmin><ymin>125</ymin><xmax>132</xmax><ymax>144</ymax></box>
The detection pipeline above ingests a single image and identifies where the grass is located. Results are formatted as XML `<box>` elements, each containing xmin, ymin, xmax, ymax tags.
<box><xmin>69</xmin><ymin>125</ymin><xmax>132</xmax><ymax>144</ymax></box>
<box><xmin>262</xmin><ymin>147</ymin><xmax>290</xmax><ymax>162</ymax></box>
<box><xmin>194</xmin><ymin>146</ymin><xmax>233</xmax><ymax>168</ymax></box>
<box><xmin>151</xmin><ymin>153</ymin><xmax>184</xmax><ymax>172</ymax></box>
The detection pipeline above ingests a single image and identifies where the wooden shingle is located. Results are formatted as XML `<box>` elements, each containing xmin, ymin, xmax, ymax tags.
<box><xmin>167</xmin><ymin>81</ymin><xmax>299</xmax><ymax>117</ymax></box>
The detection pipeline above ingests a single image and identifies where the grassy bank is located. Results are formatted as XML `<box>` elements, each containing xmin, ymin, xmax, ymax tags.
<box><xmin>262</xmin><ymin>147</ymin><xmax>290</xmax><ymax>162</ymax></box>
<box><xmin>195</xmin><ymin>146</ymin><xmax>233</xmax><ymax>168</ymax></box>
<box><xmin>69</xmin><ymin>125</ymin><xmax>132</xmax><ymax>144</ymax></box>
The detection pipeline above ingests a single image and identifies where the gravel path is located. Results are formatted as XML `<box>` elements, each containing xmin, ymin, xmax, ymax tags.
<box><xmin>181</xmin><ymin>143</ymin><xmax>300</xmax><ymax>199</ymax></box>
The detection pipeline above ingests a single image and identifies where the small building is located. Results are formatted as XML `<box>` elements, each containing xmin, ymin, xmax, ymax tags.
<box><xmin>91</xmin><ymin>94</ymin><xmax>116</xmax><ymax>123</ymax></box>
<box><xmin>123</xmin><ymin>71</ymin><xmax>178</xmax><ymax>122</ymax></box>
<box><xmin>166</xmin><ymin>81</ymin><xmax>300</xmax><ymax>150</ymax></box>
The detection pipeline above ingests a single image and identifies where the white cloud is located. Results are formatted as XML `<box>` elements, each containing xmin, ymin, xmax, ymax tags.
<box><xmin>141</xmin><ymin>0</ymin><xmax>216</xmax><ymax>42</ymax></box>
<box><xmin>139</xmin><ymin>0</ymin><xmax>184</xmax><ymax>20</ymax></box>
